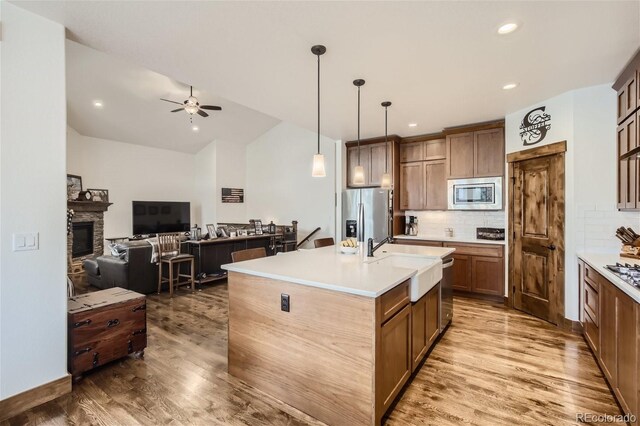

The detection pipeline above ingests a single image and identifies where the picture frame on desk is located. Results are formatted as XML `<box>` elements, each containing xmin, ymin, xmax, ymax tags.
<box><xmin>206</xmin><ymin>224</ymin><xmax>217</xmax><ymax>239</ymax></box>
<box><xmin>254</xmin><ymin>220</ymin><xmax>263</xmax><ymax>235</ymax></box>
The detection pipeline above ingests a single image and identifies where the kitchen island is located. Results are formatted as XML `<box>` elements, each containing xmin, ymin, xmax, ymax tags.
<box><xmin>222</xmin><ymin>244</ymin><xmax>454</xmax><ymax>425</ymax></box>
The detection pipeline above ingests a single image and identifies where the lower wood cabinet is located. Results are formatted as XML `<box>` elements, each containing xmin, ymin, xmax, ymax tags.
<box><xmin>579</xmin><ymin>259</ymin><xmax>638</xmax><ymax>425</ymax></box>
<box><xmin>378</xmin><ymin>304</ymin><xmax>412</xmax><ymax>415</ymax></box>
<box><xmin>411</xmin><ymin>284</ymin><xmax>440</xmax><ymax>372</ymax></box>
<box><xmin>451</xmin><ymin>254</ymin><xmax>472</xmax><ymax>292</ymax></box>
<box><xmin>446</xmin><ymin>243</ymin><xmax>504</xmax><ymax>297</ymax></box>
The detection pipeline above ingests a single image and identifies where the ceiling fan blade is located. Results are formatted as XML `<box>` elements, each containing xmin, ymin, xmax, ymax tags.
<box><xmin>197</xmin><ymin>109</ymin><xmax>209</xmax><ymax>117</ymax></box>
<box><xmin>170</xmin><ymin>108</ymin><xmax>183</xmax><ymax>113</ymax></box>
<box><xmin>161</xmin><ymin>98</ymin><xmax>183</xmax><ymax>105</ymax></box>
<box><xmin>200</xmin><ymin>105</ymin><xmax>222</xmax><ymax>111</ymax></box>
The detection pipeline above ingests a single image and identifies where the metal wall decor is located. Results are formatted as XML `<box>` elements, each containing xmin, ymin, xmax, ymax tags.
<box><xmin>222</xmin><ymin>188</ymin><xmax>244</xmax><ymax>203</ymax></box>
<box><xmin>519</xmin><ymin>106</ymin><xmax>551</xmax><ymax>146</ymax></box>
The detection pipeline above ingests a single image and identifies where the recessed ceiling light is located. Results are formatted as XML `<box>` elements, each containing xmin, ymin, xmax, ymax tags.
<box><xmin>192</xmin><ymin>125</ymin><xmax>199</xmax><ymax>132</ymax></box>
<box><xmin>408</xmin><ymin>123</ymin><xmax>418</xmax><ymax>128</ymax></box>
<box><xmin>497</xmin><ymin>22</ymin><xmax>518</xmax><ymax>35</ymax></box>
<box><xmin>502</xmin><ymin>83</ymin><xmax>518</xmax><ymax>90</ymax></box>
<box><xmin>93</xmin><ymin>100</ymin><xmax>103</xmax><ymax>108</ymax></box>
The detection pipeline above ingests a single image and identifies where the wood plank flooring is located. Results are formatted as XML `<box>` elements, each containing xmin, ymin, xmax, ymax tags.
<box><xmin>2</xmin><ymin>285</ymin><xmax>620</xmax><ymax>425</ymax></box>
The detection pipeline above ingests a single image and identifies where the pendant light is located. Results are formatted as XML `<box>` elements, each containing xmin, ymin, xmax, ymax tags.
<box><xmin>311</xmin><ymin>45</ymin><xmax>327</xmax><ymax>177</ymax></box>
<box><xmin>352</xmin><ymin>79</ymin><xmax>366</xmax><ymax>185</ymax></box>
<box><xmin>380</xmin><ymin>101</ymin><xmax>392</xmax><ymax>189</ymax></box>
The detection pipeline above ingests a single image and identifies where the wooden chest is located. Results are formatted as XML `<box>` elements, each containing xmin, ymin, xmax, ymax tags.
<box><xmin>68</xmin><ymin>287</ymin><xmax>147</xmax><ymax>379</ymax></box>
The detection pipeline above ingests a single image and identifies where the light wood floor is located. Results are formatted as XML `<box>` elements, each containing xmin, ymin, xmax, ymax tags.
<box><xmin>3</xmin><ymin>285</ymin><xmax>620</xmax><ymax>425</ymax></box>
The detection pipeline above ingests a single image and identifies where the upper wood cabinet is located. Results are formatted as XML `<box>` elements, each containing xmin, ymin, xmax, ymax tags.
<box><xmin>474</xmin><ymin>129</ymin><xmax>505</xmax><ymax>177</ymax></box>
<box><xmin>617</xmin><ymin>73</ymin><xmax>638</xmax><ymax>124</ymax></box>
<box><xmin>617</xmin><ymin>113</ymin><xmax>638</xmax><ymax>210</ymax></box>
<box><xmin>400</xmin><ymin>162</ymin><xmax>424</xmax><ymax>210</ymax></box>
<box><xmin>400</xmin><ymin>142</ymin><xmax>424</xmax><ymax>163</ymax></box>
<box><xmin>445</xmin><ymin>132</ymin><xmax>474</xmax><ymax>178</ymax></box>
<box><xmin>424</xmin><ymin>160</ymin><xmax>446</xmax><ymax>210</ymax></box>
<box><xmin>400</xmin><ymin>138</ymin><xmax>446</xmax><ymax>163</ymax></box>
<box><xmin>445</xmin><ymin>128</ymin><xmax>504</xmax><ymax>179</ymax></box>
<box><xmin>346</xmin><ymin>142</ymin><xmax>393</xmax><ymax>188</ymax></box>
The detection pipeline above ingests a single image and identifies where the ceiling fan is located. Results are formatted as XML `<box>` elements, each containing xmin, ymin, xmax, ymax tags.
<box><xmin>161</xmin><ymin>86</ymin><xmax>222</xmax><ymax>117</ymax></box>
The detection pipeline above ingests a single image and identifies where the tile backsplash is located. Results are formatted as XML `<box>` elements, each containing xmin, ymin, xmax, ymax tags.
<box><xmin>576</xmin><ymin>203</ymin><xmax>640</xmax><ymax>254</ymax></box>
<box><xmin>404</xmin><ymin>210</ymin><xmax>506</xmax><ymax>239</ymax></box>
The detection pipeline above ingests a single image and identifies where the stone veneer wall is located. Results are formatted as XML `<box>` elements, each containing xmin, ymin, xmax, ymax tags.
<box><xmin>67</xmin><ymin>211</ymin><xmax>105</xmax><ymax>273</ymax></box>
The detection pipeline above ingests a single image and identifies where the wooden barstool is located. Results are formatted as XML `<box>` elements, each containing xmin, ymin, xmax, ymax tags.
<box><xmin>231</xmin><ymin>247</ymin><xmax>267</xmax><ymax>263</ymax></box>
<box><xmin>157</xmin><ymin>233</ymin><xmax>195</xmax><ymax>297</ymax></box>
<box><xmin>313</xmin><ymin>237</ymin><xmax>335</xmax><ymax>248</ymax></box>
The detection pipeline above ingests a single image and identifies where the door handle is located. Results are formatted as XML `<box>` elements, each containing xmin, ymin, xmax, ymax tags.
<box><xmin>547</xmin><ymin>244</ymin><xmax>556</xmax><ymax>251</ymax></box>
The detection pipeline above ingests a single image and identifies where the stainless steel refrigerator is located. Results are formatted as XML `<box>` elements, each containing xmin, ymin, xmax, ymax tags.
<box><xmin>342</xmin><ymin>189</ymin><xmax>392</xmax><ymax>243</ymax></box>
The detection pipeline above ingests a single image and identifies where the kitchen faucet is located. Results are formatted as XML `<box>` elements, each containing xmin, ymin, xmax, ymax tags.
<box><xmin>367</xmin><ymin>236</ymin><xmax>393</xmax><ymax>257</ymax></box>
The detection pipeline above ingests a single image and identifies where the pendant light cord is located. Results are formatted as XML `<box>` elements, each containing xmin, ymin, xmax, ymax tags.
<box><xmin>357</xmin><ymin>86</ymin><xmax>361</xmax><ymax>165</ymax></box>
<box><xmin>317</xmin><ymin>53</ymin><xmax>320</xmax><ymax>155</ymax></box>
<box><xmin>384</xmin><ymin>106</ymin><xmax>388</xmax><ymax>173</ymax></box>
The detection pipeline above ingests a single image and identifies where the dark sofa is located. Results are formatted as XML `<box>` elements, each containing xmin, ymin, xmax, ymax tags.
<box><xmin>84</xmin><ymin>241</ymin><xmax>159</xmax><ymax>294</ymax></box>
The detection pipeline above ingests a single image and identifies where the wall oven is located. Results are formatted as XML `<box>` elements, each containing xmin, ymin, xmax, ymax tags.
<box><xmin>447</xmin><ymin>177</ymin><xmax>503</xmax><ymax>210</ymax></box>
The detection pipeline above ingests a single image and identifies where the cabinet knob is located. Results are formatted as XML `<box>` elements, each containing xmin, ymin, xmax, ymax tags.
<box><xmin>547</xmin><ymin>244</ymin><xmax>556</xmax><ymax>251</ymax></box>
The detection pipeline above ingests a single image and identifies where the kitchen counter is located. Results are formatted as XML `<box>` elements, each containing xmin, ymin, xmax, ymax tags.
<box><xmin>394</xmin><ymin>234</ymin><xmax>506</xmax><ymax>245</ymax></box>
<box><xmin>222</xmin><ymin>244</ymin><xmax>454</xmax><ymax>298</ymax></box>
<box><xmin>577</xmin><ymin>252</ymin><xmax>640</xmax><ymax>303</ymax></box>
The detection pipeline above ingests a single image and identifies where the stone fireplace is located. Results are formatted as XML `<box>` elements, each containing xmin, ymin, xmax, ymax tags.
<box><xmin>67</xmin><ymin>200</ymin><xmax>112</xmax><ymax>274</ymax></box>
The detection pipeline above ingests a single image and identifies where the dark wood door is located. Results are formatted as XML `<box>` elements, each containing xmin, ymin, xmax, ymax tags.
<box><xmin>400</xmin><ymin>162</ymin><xmax>424</xmax><ymax>210</ymax></box>
<box><xmin>451</xmin><ymin>254</ymin><xmax>472</xmax><ymax>291</ymax></box>
<box><xmin>511</xmin><ymin>153</ymin><xmax>564</xmax><ymax>325</ymax></box>
<box><xmin>379</xmin><ymin>304</ymin><xmax>411</xmax><ymax>413</ymax></box>
<box><xmin>445</xmin><ymin>132</ymin><xmax>474</xmax><ymax>179</ymax></box>
<box><xmin>474</xmin><ymin>128</ymin><xmax>504</xmax><ymax>177</ymax></box>
<box><xmin>425</xmin><ymin>284</ymin><xmax>440</xmax><ymax>348</ymax></box>
<box><xmin>424</xmin><ymin>160</ymin><xmax>446</xmax><ymax>210</ymax></box>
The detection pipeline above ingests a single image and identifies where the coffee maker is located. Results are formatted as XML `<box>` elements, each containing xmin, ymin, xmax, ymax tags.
<box><xmin>405</xmin><ymin>216</ymin><xmax>418</xmax><ymax>236</ymax></box>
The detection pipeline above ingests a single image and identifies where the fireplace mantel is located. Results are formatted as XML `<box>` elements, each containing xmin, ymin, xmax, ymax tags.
<box><xmin>68</xmin><ymin>201</ymin><xmax>113</xmax><ymax>212</ymax></box>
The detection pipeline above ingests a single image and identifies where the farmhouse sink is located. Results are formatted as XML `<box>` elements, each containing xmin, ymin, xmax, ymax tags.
<box><xmin>365</xmin><ymin>254</ymin><xmax>442</xmax><ymax>302</ymax></box>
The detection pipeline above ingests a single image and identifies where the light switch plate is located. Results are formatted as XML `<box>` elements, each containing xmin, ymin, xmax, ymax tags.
<box><xmin>13</xmin><ymin>232</ymin><xmax>39</xmax><ymax>251</ymax></box>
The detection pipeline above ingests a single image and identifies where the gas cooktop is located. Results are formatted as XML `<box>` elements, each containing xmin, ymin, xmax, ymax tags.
<box><xmin>605</xmin><ymin>263</ymin><xmax>640</xmax><ymax>288</ymax></box>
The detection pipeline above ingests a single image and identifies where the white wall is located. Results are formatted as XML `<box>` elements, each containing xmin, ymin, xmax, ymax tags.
<box><xmin>67</xmin><ymin>127</ymin><xmax>198</xmax><ymax>240</ymax></box>
<box><xmin>0</xmin><ymin>3</ymin><xmax>68</xmax><ymax>399</ymax></box>
<box><xmin>505</xmin><ymin>84</ymin><xmax>640</xmax><ymax>320</ymax></box>
<box><xmin>215</xmin><ymin>140</ymin><xmax>247</xmax><ymax>222</ymax></box>
<box><xmin>246</xmin><ymin>122</ymin><xmax>336</xmax><ymax>245</ymax></box>
<box><xmin>194</xmin><ymin>140</ymin><xmax>217</xmax><ymax>226</ymax></box>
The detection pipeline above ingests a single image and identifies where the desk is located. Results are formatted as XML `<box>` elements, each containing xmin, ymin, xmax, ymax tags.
<box><xmin>185</xmin><ymin>234</ymin><xmax>282</xmax><ymax>285</ymax></box>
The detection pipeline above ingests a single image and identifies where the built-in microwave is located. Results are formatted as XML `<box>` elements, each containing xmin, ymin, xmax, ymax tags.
<box><xmin>447</xmin><ymin>177</ymin><xmax>503</xmax><ymax>210</ymax></box>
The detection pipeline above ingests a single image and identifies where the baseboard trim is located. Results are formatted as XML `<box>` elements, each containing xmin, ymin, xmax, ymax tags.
<box><xmin>561</xmin><ymin>318</ymin><xmax>583</xmax><ymax>334</ymax></box>
<box><xmin>0</xmin><ymin>374</ymin><xmax>71</xmax><ymax>421</ymax></box>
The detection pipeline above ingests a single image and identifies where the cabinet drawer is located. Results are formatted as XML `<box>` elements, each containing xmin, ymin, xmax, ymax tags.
<box><xmin>584</xmin><ymin>281</ymin><xmax>599</xmax><ymax>326</ymax></box>
<box><xmin>378</xmin><ymin>280</ymin><xmax>410</xmax><ymax>324</ymax></box>
<box><xmin>70</xmin><ymin>299</ymin><xmax>146</xmax><ymax>348</ymax></box>
<box><xmin>444</xmin><ymin>243</ymin><xmax>503</xmax><ymax>258</ymax></box>
<box><xmin>584</xmin><ymin>264</ymin><xmax>601</xmax><ymax>289</ymax></box>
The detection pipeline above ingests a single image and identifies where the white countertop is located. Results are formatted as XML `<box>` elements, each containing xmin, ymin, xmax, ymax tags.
<box><xmin>577</xmin><ymin>252</ymin><xmax>640</xmax><ymax>304</ymax></box>
<box><xmin>394</xmin><ymin>234</ymin><xmax>506</xmax><ymax>246</ymax></box>
<box><xmin>222</xmin><ymin>244</ymin><xmax>455</xmax><ymax>298</ymax></box>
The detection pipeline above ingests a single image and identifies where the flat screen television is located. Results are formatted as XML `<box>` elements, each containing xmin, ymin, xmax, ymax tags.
<box><xmin>132</xmin><ymin>201</ymin><xmax>190</xmax><ymax>235</ymax></box>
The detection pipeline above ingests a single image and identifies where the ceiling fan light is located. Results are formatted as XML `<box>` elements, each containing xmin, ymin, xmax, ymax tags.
<box><xmin>185</xmin><ymin>104</ymin><xmax>199</xmax><ymax>115</ymax></box>
<box><xmin>380</xmin><ymin>173</ymin><xmax>392</xmax><ymax>189</ymax></box>
<box><xmin>312</xmin><ymin>154</ymin><xmax>326</xmax><ymax>177</ymax></box>
<box><xmin>353</xmin><ymin>165</ymin><xmax>365</xmax><ymax>185</ymax></box>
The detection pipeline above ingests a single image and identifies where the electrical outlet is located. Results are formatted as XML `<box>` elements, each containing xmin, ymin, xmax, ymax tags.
<box><xmin>281</xmin><ymin>293</ymin><xmax>290</xmax><ymax>312</ymax></box>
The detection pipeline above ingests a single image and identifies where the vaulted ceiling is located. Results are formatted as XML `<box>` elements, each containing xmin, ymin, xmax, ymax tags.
<box><xmin>16</xmin><ymin>1</ymin><xmax>640</xmax><ymax>146</ymax></box>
